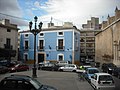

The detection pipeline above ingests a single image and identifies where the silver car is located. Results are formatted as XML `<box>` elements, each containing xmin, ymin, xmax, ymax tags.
<box><xmin>58</xmin><ymin>64</ymin><xmax>77</xmax><ymax>72</ymax></box>
<box><xmin>91</xmin><ymin>73</ymin><xmax>115</xmax><ymax>90</ymax></box>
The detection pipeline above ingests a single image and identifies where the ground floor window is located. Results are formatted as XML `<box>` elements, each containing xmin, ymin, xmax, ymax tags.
<box><xmin>57</xmin><ymin>54</ymin><xmax>64</xmax><ymax>61</ymax></box>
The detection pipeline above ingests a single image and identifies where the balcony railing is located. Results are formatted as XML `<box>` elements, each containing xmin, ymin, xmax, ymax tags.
<box><xmin>37</xmin><ymin>46</ymin><xmax>44</xmax><ymax>51</ymax></box>
<box><xmin>4</xmin><ymin>44</ymin><xmax>13</xmax><ymax>49</ymax></box>
<box><xmin>56</xmin><ymin>46</ymin><xmax>65</xmax><ymax>51</ymax></box>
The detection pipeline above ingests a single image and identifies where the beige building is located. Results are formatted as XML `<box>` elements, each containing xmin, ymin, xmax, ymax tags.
<box><xmin>95</xmin><ymin>7</ymin><xmax>120</xmax><ymax>66</ymax></box>
<box><xmin>80</xmin><ymin>17</ymin><xmax>102</xmax><ymax>62</ymax></box>
<box><xmin>0</xmin><ymin>19</ymin><xmax>19</xmax><ymax>60</ymax></box>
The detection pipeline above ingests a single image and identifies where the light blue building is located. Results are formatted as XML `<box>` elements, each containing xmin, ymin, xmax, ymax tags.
<box><xmin>19</xmin><ymin>25</ymin><xmax>80</xmax><ymax>65</ymax></box>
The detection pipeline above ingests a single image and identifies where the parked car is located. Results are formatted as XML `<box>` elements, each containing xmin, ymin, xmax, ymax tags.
<box><xmin>40</xmin><ymin>63</ymin><xmax>55</xmax><ymax>71</ymax></box>
<box><xmin>0</xmin><ymin>60</ymin><xmax>18</xmax><ymax>68</ymax></box>
<box><xmin>58</xmin><ymin>64</ymin><xmax>77</xmax><ymax>72</ymax></box>
<box><xmin>112</xmin><ymin>67</ymin><xmax>120</xmax><ymax>79</ymax></box>
<box><xmin>91</xmin><ymin>73</ymin><xmax>115</xmax><ymax>90</ymax></box>
<box><xmin>0</xmin><ymin>74</ymin><xmax>57</xmax><ymax>90</ymax></box>
<box><xmin>76</xmin><ymin>65</ymin><xmax>91</xmax><ymax>73</ymax></box>
<box><xmin>101</xmin><ymin>63</ymin><xmax>117</xmax><ymax>74</ymax></box>
<box><xmin>9</xmin><ymin>64</ymin><xmax>29</xmax><ymax>72</ymax></box>
<box><xmin>84</xmin><ymin>67</ymin><xmax>99</xmax><ymax>82</ymax></box>
<box><xmin>0</xmin><ymin>65</ymin><xmax>8</xmax><ymax>74</ymax></box>
<box><xmin>0</xmin><ymin>60</ymin><xmax>10</xmax><ymax>67</ymax></box>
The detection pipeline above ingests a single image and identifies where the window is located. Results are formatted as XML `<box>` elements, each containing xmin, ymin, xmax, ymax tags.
<box><xmin>24</xmin><ymin>53</ymin><xmax>28</xmax><ymax>61</ymax></box>
<box><xmin>4</xmin><ymin>38</ymin><xmax>12</xmax><ymax>49</ymax></box>
<box><xmin>57</xmin><ymin>39</ymin><xmax>64</xmax><ymax>50</ymax></box>
<box><xmin>38</xmin><ymin>40</ymin><xmax>44</xmax><ymax>50</ymax></box>
<box><xmin>7</xmin><ymin>29</ymin><xmax>11</xmax><ymax>32</ymax></box>
<box><xmin>39</xmin><ymin>33</ymin><xmax>44</xmax><ymax>37</ymax></box>
<box><xmin>75</xmin><ymin>40</ymin><xmax>78</xmax><ymax>51</ymax></box>
<box><xmin>2</xmin><ymin>80</ymin><xmax>16</xmax><ymax>89</ymax></box>
<box><xmin>6</xmin><ymin>38</ymin><xmax>11</xmax><ymax>46</ymax></box>
<box><xmin>58</xmin><ymin>54</ymin><xmax>64</xmax><ymax>61</ymax></box>
<box><xmin>58</xmin><ymin>32</ymin><xmax>64</xmax><ymax>36</ymax></box>
<box><xmin>24</xmin><ymin>34</ymin><xmax>29</xmax><ymax>38</ymax></box>
<box><xmin>24</xmin><ymin>41</ymin><xmax>28</xmax><ymax>49</ymax></box>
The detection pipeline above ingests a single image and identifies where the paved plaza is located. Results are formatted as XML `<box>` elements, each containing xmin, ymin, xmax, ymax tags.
<box><xmin>0</xmin><ymin>70</ymin><xmax>93</xmax><ymax>90</ymax></box>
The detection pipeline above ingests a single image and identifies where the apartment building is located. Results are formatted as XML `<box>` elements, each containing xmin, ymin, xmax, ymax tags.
<box><xmin>95</xmin><ymin>7</ymin><xmax>120</xmax><ymax>66</ymax></box>
<box><xmin>0</xmin><ymin>19</ymin><xmax>19</xmax><ymax>60</ymax></box>
<box><xmin>19</xmin><ymin>22</ymin><xmax>80</xmax><ymax>65</ymax></box>
<box><xmin>80</xmin><ymin>17</ymin><xmax>102</xmax><ymax>62</ymax></box>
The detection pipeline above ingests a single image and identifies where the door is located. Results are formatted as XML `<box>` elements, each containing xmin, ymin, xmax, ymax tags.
<box><xmin>38</xmin><ymin>54</ymin><xmax>44</xmax><ymax>63</ymax></box>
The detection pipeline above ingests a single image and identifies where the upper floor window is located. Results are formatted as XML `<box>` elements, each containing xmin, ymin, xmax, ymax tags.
<box><xmin>24</xmin><ymin>53</ymin><xmax>28</xmax><ymax>61</ymax></box>
<box><xmin>6</xmin><ymin>38</ymin><xmax>11</xmax><ymax>46</ymax></box>
<box><xmin>24</xmin><ymin>40</ymin><xmax>29</xmax><ymax>50</ymax></box>
<box><xmin>7</xmin><ymin>29</ymin><xmax>11</xmax><ymax>32</ymax></box>
<box><xmin>24</xmin><ymin>34</ymin><xmax>29</xmax><ymax>38</ymax></box>
<box><xmin>57</xmin><ymin>39</ymin><xmax>64</xmax><ymax>50</ymax></box>
<box><xmin>75</xmin><ymin>40</ymin><xmax>79</xmax><ymax>51</ymax></box>
<box><xmin>57</xmin><ymin>32</ymin><xmax>64</xmax><ymax>36</ymax></box>
<box><xmin>39</xmin><ymin>33</ymin><xmax>44</xmax><ymax>37</ymax></box>
<box><xmin>38</xmin><ymin>40</ymin><xmax>44</xmax><ymax>50</ymax></box>
<box><xmin>4</xmin><ymin>38</ymin><xmax>12</xmax><ymax>49</ymax></box>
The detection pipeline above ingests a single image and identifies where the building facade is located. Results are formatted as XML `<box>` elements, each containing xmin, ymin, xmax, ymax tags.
<box><xmin>95</xmin><ymin>7</ymin><xmax>120</xmax><ymax>66</ymax></box>
<box><xmin>19</xmin><ymin>24</ymin><xmax>80</xmax><ymax>65</ymax></box>
<box><xmin>0</xmin><ymin>19</ymin><xmax>19</xmax><ymax>60</ymax></box>
<box><xmin>80</xmin><ymin>17</ymin><xmax>102</xmax><ymax>62</ymax></box>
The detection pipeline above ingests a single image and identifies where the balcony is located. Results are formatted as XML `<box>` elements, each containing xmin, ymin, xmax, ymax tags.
<box><xmin>4</xmin><ymin>44</ymin><xmax>13</xmax><ymax>49</ymax></box>
<box><xmin>56</xmin><ymin>46</ymin><xmax>65</xmax><ymax>51</ymax></box>
<box><xmin>37</xmin><ymin>46</ymin><xmax>44</xmax><ymax>51</ymax></box>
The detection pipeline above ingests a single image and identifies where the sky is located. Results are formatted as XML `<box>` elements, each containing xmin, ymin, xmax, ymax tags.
<box><xmin>0</xmin><ymin>0</ymin><xmax>120</xmax><ymax>30</ymax></box>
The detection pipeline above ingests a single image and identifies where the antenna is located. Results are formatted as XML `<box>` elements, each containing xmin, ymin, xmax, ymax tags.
<box><xmin>50</xmin><ymin>17</ymin><xmax>52</xmax><ymax>23</ymax></box>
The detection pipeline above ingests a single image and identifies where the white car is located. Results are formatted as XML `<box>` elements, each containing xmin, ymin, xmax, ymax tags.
<box><xmin>76</xmin><ymin>65</ymin><xmax>91</xmax><ymax>73</ymax></box>
<box><xmin>91</xmin><ymin>73</ymin><xmax>115</xmax><ymax>90</ymax></box>
<box><xmin>58</xmin><ymin>64</ymin><xmax>77</xmax><ymax>72</ymax></box>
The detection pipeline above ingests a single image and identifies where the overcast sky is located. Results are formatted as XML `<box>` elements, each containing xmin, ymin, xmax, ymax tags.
<box><xmin>0</xmin><ymin>0</ymin><xmax>120</xmax><ymax>30</ymax></box>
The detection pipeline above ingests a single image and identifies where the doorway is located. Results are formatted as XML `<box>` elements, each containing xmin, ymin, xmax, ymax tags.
<box><xmin>38</xmin><ymin>53</ymin><xmax>44</xmax><ymax>63</ymax></box>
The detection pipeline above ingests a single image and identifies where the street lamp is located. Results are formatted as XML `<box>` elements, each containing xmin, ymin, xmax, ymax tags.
<box><xmin>29</xmin><ymin>16</ymin><xmax>43</xmax><ymax>78</ymax></box>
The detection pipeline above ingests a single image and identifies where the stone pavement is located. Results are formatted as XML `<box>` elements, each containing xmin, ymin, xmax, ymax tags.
<box><xmin>0</xmin><ymin>70</ymin><xmax>93</xmax><ymax>90</ymax></box>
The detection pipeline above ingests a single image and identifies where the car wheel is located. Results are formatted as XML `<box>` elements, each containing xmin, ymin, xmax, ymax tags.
<box><xmin>72</xmin><ymin>70</ymin><xmax>76</xmax><ymax>72</ymax></box>
<box><xmin>60</xmin><ymin>69</ymin><xmax>63</xmax><ymax>72</ymax></box>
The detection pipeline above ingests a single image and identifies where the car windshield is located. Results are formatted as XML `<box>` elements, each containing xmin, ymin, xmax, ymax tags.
<box><xmin>99</xmin><ymin>75</ymin><xmax>113</xmax><ymax>81</ymax></box>
<box><xmin>108</xmin><ymin>63</ymin><xmax>116</xmax><ymax>67</ymax></box>
<box><xmin>15</xmin><ymin>64</ymin><xmax>20</xmax><ymax>67</ymax></box>
<box><xmin>88</xmin><ymin>69</ymin><xmax>99</xmax><ymax>74</ymax></box>
<box><xmin>30</xmin><ymin>78</ymin><xmax>43</xmax><ymax>89</ymax></box>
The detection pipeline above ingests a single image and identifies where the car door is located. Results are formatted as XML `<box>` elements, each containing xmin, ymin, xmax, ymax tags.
<box><xmin>91</xmin><ymin>74</ymin><xmax>97</xmax><ymax>87</ymax></box>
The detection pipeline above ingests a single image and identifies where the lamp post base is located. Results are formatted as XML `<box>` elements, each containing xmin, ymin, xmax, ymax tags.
<box><xmin>32</xmin><ymin>67</ymin><xmax>37</xmax><ymax>78</ymax></box>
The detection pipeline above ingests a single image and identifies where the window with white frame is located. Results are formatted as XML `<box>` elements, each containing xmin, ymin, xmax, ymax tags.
<box><xmin>57</xmin><ymin>31</ymin><xmax>64</xmax><ymax>36</ymax></box>
<box><xmin>24</xmin><ymin>40</ymin><xmax>29</xmax><ymax>49</ymax></box>
<box><xmin>38</xmin><ymin>40</ymin><xmax>44</xmax><ymax>50</ymax></box>
<box><xmin>39</xmin><ymin>33</ymin><xmax>44</xmax><ymax>37</ymax></box>
<box><xmin>58</xmin><ymin>54</ymin><xmax>64</xmax><ymax>61</ymax></box>
<box><xmin>75</xmin><ymin>40</ymin><xmax>79</xmax><ymax>51</ymax></box>
<box><xmin>57</xmin><ymin>39</ymin><xmax>64</xmax><ymax>50</ymax></box>
<box><xmin>24</xmin><ymin>53</ymin><xmax>28</xmax><ymax>61</ymax></box>
<box><xmin>24</xmin><ymin>34</ymin><xmax>29</xmax><ymax>38</ymax></box>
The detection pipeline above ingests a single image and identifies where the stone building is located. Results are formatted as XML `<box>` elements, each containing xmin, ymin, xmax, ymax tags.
<box><xmin>95</xmin><ymin>7</ymin><xmax>120</xmax><ymax>66</ymax></box>
<box><xmin>80</xmin><ymin>17</ymin><xmax>102</xmax><ymax>62</ymax></box>
<box><xmin>0</xmin><ymin>19</ymin><xmax>19</xmax><ymax>60</ymax></box>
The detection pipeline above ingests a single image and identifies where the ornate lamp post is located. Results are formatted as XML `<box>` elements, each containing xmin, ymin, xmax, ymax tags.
<box><xmin>29</xmin><ymin>16</ymin><xmax>43</xmax><ymax>78</ymax></box>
